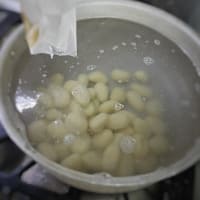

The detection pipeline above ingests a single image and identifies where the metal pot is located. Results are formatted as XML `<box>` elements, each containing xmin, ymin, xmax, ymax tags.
<box><xmin>0</xmin><ymin>0</ymin><xmax>200</xmax><ymax>193</ymax></box>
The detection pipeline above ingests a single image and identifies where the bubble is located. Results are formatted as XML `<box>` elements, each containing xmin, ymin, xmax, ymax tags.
<box><xmin>112</xmin><ymin>45</ymin><xmax>119</xmax><ymax>51</ymax></box>
<box><xmin>154</xmin><ymin>39</ymin><xmax>161</xmax><ymax>45</ymax></box>
<box><xmin>143</xmin><ymin>56</ymin><xmax>155</xmax><ymax>66</ymax></box>
<box><xmin>64</xmin><ymin>60</ymin><xmax>68</xmax><ymax>64</ymax></box>
<box><xmin>97</xmin><ymin>55</ymin><xmax>101</xmax><ymax>59</ymax></box>
<box><xmin>114</xmin><ymin>103</ymin><xmax>125</xmax><ymax>111</ymax></box>
<box><xmin>86</xmin><ymin>65</ymin><xmax>97</xmax><ymax>71</ymax></box>
<box><xmin>64</xmin><ymin>134</ymin><xmax>76</xmax><ymax>145</ymax></box>
<box><xmin>130</xmin><ymin>42</ymin><xmax>136</xmax><ymax>46</ymax></box>
<box><xmin>135</xmin><ymin>34</ymin><xmax>142</xmax><ymax>39</ymax></box>
<box><xmin>77</xmin><ymin>62</ymin><xmax>80</xmax><ymax>65</ymax></box>
<box><xmin>121</xmin><ymin>42</ymin><xmax>127</xmax><ymax>46</ymax></box>
<box><xmin>42</xmin><ymin>73</ymin><xmax>48</xmax><ymax>78</ymax></box>
<box><xmin>53</xmin><ymin>119</ymin><xmax>63</xmax><ymax>125</ymax></box>
<box><xmin>69</xmin><ymin>65</ymin><xmax>75</xmax><ymax>69</ymax></box>
<box><xmin>71</xmin><ymin>86</ymin><xmax>82</xmax><ymax>96</ymax></box>
<box><xmin>120</xmin><ymin>136</ymin><xmax>136</xmax><ymax>154</ymax></box>
<box><xmin>99</xmin><ymin>49</ymin><xmax>105</xmax><ymax>54</ymax></box>
<box><xmin>144</xmin><ymin>40</ymin><xmax>150</xmax><ymax>44</ymax></box>
<box><xmin>18</xmin><ymin>79</ymin><xmax>23</xmax><ymax>85</ymax></box>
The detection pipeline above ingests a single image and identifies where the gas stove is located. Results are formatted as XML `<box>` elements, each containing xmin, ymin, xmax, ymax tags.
<box><xmin>0</xmin><ymin>1</ymin><xmax>200</xmax><ymax>199</ymax></box>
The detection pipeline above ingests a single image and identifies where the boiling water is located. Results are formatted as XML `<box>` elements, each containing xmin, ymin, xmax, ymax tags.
<box><xmin>12</xmin><ymin>18</ymin><xmax>200</xmax><ymax>173</ymax></box>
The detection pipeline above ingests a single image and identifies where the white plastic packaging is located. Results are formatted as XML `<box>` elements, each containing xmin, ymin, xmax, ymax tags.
<box><xmin>20</xmin><ymin>0</ymin><xmax>77</xmax><ymax>57</ymax></box>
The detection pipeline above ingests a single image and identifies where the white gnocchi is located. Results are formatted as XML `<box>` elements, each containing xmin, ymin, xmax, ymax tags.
<box><xmin>92</xmin><ymin>129</ymin><xmax>114</xmax><ymax>149</ymax></box>
<box><xmin>110</xmin><ymin>87</ymin><xmax>126</xmax><ymax>102</ymax></box>
<box><xmin>28</xmin><ymin>120</ymin><xmax>47</xmax><ymax>143</ymax></box>
<box><xmin>72</xmin><ymin>84</ymin><xmax>90</xmax><ymax>106</ymax></box>
<box><xmin>89</xmin><ymin>71</ymin><xmax>108</xmax><ymax>83</ymax></box>
<box><xmin>111</xmin><ymin>69</ymin><xmax>131</xmax><ymax>83</ymax></box>
<box><xmin>133</xmin><ymin>70</ymin><xmax>149</xmax><ymax>83</ymax></box>
<box><xmin>61</xmin><ymin>154</ymin><xmax>83</xmax><ymax>171</ymax></box>
<box><xmin>108</xmin><ymin>111</ymin><xmax>130</xmax><ymax>130</ymax></box>
<box><xmin>99</xmin><ymin>100</ymin><xmax>116</xmax><ymax>113</ymax></box>
<box><xmin>94</xmin><ymin>83</ymin><xmax>109</xmax><ymax>102</ymax></box>
<box><xmin>38</xmin><ymin>143</ymin><xmax>58</xmax><ymax>161</ymax></box>
<box><xmin>127</xmin><ymin>91</ymin><xmax>145</xmax><ymax>112</ymax></box>
<box><xmin>28</xmin><ymin>68</ymin><xmax>170</xmax><ymax>176</ymax></box>
<box><xmin>89</xmin><ymin>113</ymin><xmax>108</xmax><ymax>133</ymax></box>
<box><xmin>82</xmin><ymin>151</ymin><xmax>102</xmax><ymax>172</ymax></box>
<box><xmin>65</xmin><ymin>112</ymin><xmax>88</xmax><ymax>134</ymax></box>
<box><xmin>78</xmin><ymin>73</ymin><xmax>89</xmax><ymax>86</ymax></box>
<box><xmin>102</xmin><ymin>144</ymin><xmax>120</xmax><ymax>173</ymax></box>
<box><xmin>130</xmin><ymin>83</ymin><xmax>152</xmax><ymax>97</ymax></box>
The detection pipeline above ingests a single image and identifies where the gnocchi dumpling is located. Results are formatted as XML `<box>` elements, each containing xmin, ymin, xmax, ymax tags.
<box><xmin>82</xmin><ymin>151</ymin><xmax>102</xmax><ymax>172</ymax></box>
<box><xmin>146</xmin><ymin>99</ymin><xmax>163</xmax><ymax>116</ymax></box>
<box><xmin>38</xmin><ymin>92</ymin><xmax>54</xmax><ymax>108</ymax></box>
<box><xmin>111</xmin><ymin>69</ymin><xmax>131</xmax><ymax>83</ymax></box>
<box><xmin>130</xmin><ymin>83</ymin><xmax>152</xmax><ymax>98</ymax></box>
<box><xmin>47</xmin><ymin>120</ymin><xmax>66</xmax><ymax>139</ymax></box>
<box><xmin>50</xmin><ymin>73</ymin><xmax>64</xmax><ymax>85</ymax></box>
<box><xmin>28</xmin><ymin>68</ymin><xmax>170</xmax><ymax>176</ymax></box>
<box><xmin>127</xmin><ymin>91</ymin><xmax>145</xmax><ymax>112</ymax></box>
<box><xmin>78</xmin><ymin>73</ymin><xmax>89</xmax><ymax>86</ymax></box>
<box><xmin>110</xmin><ymin>87</ymin><xmax>126</xmax><ymax>102</ymax></box>
<box><xmin>71</xmin><ymin>137</ymin><xmax>91</xmax><ymax>154</ymax></box>
<box><xmin>102</xmin><ymin>144</ymin><xmax>120</xmax><ymax>173</ymax></box>
<box><xmin>92</xmin><ymin>129</ymin><xmax>114</xmax><ymax>149</ymax></box>
<box><xmin>28</xmin><ymin>120</ymin><xmax>47</xmax><ymax>143</ymax></box>
<box><xmin>54</xmin><ymin>143</ymin><xmax>71</xmax><ymax>161</ymax></box>
<box><xmin>108</xmin><ymin>111</ymin><xmax>130</xmax><ymax>130</ymax></box>
<box><xmin>117</xmin><ymin>155</ymin><xmax>135</xmax><ymax>176</ymax></box>
<box><xmin>65</xmin><ymin>112</ymin><xmax>88</xmax><ymax>134</ymax></box>
<box><xmin>99</xmin><ymin>100</ymin><xmax>116</xmax><ymax>113</ymax></box>
<box><xmin>38</xmin><ymin>143</ymin><xmax>58</xmax><ymax>161</ymax></box>
<box><xmin>149</xmin><ymin>135</ymin><xmax>169</xmax><ymax>155</ymax></box>
<box><xmin>84</xmin><ymin>103</ymin><xmax>97</xmax><ymax>117</ymax></box>
<box><xmin>46</xmin><ymin>109</ymin><xmax>62</xmax><ymax>121</ymax></box>
<box><xmin>89</xmin><ymin>71</ymin><xmax>108</xmax><ymax>83</ymax></box>
<box><xmin>61</xmin><ymin>154</ymin><xmax>83</xmax><ymax>171</ymax></box>
<box><xmin>133</xmin><ymin>118</ymin><xmax>151</xmax><ymax>137</ymax></box>
<box><xmin>64</xmin><ymin>80</ymin><xmax>79</xmax><ymax>92</ymax></box>
<box><xmin>133</xmin><ymin>70</ymin><xmax>149</xmax><ymax>83</ymax></box>
<box><xmin>89</xmin><ymin>113</ymin><xmax>108</xmax><ymax>133</ymax></box>
<box><xmin>71</xmin><ymin>84</ymin><xmax>90</xmax><ymax>106</ymax></box>
<box><xmin>133</xmin><ymin>134</ymin><xmax>149</xmax><ymax>158</ymax></box>
<box><xmin>94</xmin><ymin>83</ymin><xmax>109</xmax><ymax>102</ymax></box>
<box><xmin>49</xmin><ymin>86</ymin><xmax>70</xmax><ymax>108</ymax></box>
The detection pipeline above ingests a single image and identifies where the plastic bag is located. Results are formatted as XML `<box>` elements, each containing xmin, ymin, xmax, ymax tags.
<box><xmin>20</xmin><ymin>0</ymin><xmax>77</xmax><ymax>57</ymax></box>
